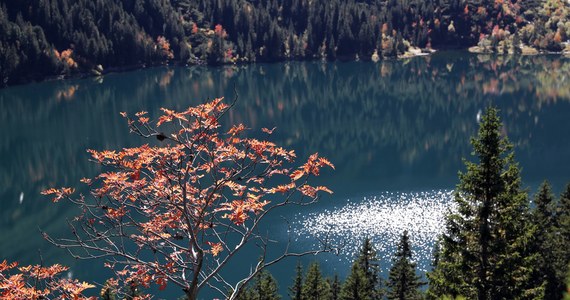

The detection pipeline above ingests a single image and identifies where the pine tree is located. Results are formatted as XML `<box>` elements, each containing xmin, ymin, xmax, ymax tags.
<box><xmin>340</xmin><ymin>238</ymin><xmax>383</xmax><ymax>300</ymax></box>
<box><xmin>302</xmin><ymin>262</ymin><xmax>330</xmax><ymax>300</ymax></box>
<box><xmin>552</xmin><ymin>183</ymin><xmax>570</xmax><ymax>299</ymax></box>
<box><xmin>557</xmin><ymin>184</ymin><xmax>570</xmax><ymax>239</ymax></box>
<box><xmin>387</xmin><ymin>231</ymin><xmax>424</xmax><ymax>300</ymax></box>
<box><xmin>528</xmin><ymin>181</ymin><xmax>558</xmax><ymax>298</ymax></box>
<box><xmin>289</xmin><ymin>262</ymin><xmax>303</xmax><ymax>300</ymax></box>
<box><xmin>357</xmin><ymin>237</ymin><xmax>382</xmax><ymax>299</ymax></box>
<box><xmin>255</xmin><ymin>271</ymin><xmax>281</xmax><ymax>300</ymax></box>
<box><xmin>340</xmin><ymin>262</ymin><xmax>370</xmax><ymax>300</ymax></box>
<box><xmin>427</xmin><ymin>107</ymin><xmax>538</xmax><ymax>299</ymax></box>
<box><xmin>237</xmin><ymin>271</ymin><xmax>280</xmax><ymax>300</ymax></box>
<box><xmin>329</xmin><ymin>274</ymin><xmax>341</xmax><ymax>300</ymax></box>
<box><xmin>236</xmin><ymin>286</ymin><xmax>256</xmax><ymax>300</ymax></box>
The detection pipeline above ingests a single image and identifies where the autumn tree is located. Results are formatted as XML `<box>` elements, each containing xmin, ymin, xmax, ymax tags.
<box><xmin>0</xmin><ymin>260</ymin><xmax>95</xmax><ymax>299</ymax></box>
<box><xmin>386</xmin><ymin>231</ymin><xmax>424</xmax><ymax>300</ymax></box>
<box><xmin>427</xmin><ymin>107</ymin><xmax>539</xmax><ymax>299</ymax></box>
<box><xmin>42</xmin><ymin>97</ymin><xmax>335</xmax><ymax>300</ymax></box>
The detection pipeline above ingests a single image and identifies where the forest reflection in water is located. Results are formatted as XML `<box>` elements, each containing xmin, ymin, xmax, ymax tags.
<box><xmin>1</xmin><ymin>52</ymin><xmax>570</xmax><ymax>291</ymax></box>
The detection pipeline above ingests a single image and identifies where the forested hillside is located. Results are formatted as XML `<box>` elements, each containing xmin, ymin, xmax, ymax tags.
<box><xmin>1</xmin><ymin>0</ymin><xmax>570</xmax><ymax>86</ymax></box>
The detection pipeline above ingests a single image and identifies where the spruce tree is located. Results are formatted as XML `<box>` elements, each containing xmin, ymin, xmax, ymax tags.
<box><xmin>340</xmin><ymin>238</ymin><xmax>383</xmax><ymax>300</ymax></box>
<box><xmin>255</xmin><ymin>271</ymin><xmax>281</xmax><ymax>300</ymax></box>
<box><xmin>289</xmin><ymin>262</ymin><xmax>303</xmax><ymax>300</ymax></box>
<box><xmin>557</xmin><ymin>184</ymin><xmax>570</xmax><ymax>240</ymax></box>
<box><xmin>529</xmin><ymin>181</ymin><xmax>558</xmax><ymax>299</ymax></box>
<box><xmin>236</xmin><ymin>271</ymin><xmax>280</xmax><ymax>300</ymax></box>
<box><xmin>427</xmin><ymin>107</ymin><xmax>539</xmax><ymax>299</ymax></box>
<box><xmin>340</xmin><ymin>262</ymin><xmax>370</xmax><ymax>300</ymax></box>
<box><xmin>236</xmin><ymin>286</ymin><xmax>256</xmax><ymax>300</ymax></box>
<box><xmin>552</xmin><ymin>183</ymin><xmax>570</xmax><ymax>299</ymax></box>
<box><xmin>329</xmin><ymin>274</ymin><xmax>341</xmax><ymax>300</ymax></box>
<box><xmin>387</xmin><ymin>231</ymin><xmax>424</xmax><ymax>300</ymax></box>
<box><xmin>302</xmin><ymin>262</ymin><xmax>330</xmax><ymax>300</ymax></box>
<box><xmin>357</xmin><ymin>238</ymin><xmax>383</xmax><ymax>299</ymax></box>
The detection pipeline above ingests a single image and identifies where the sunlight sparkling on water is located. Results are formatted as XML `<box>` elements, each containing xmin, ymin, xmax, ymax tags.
<box><xmin>293</xmin><ymin>190</ymin><xmax>456</xmax><ymax>273</ymax></box>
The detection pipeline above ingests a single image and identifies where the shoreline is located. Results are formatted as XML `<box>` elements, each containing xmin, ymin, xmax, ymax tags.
<box><xmin>3</xmin><ymin>48</ymin><xmax>569</xmax><ymax>89</ymax></box>
<box><xmin>468</xmin><ymin>45</ymin><xmax>570</xmax><ymax>56</ymax></box>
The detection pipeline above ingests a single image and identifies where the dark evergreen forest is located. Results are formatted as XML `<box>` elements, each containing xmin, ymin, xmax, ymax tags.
<box><xmin>1</xmin><ymin>0</ymin><xmax>570</xmax><ymax>86</ymax></box>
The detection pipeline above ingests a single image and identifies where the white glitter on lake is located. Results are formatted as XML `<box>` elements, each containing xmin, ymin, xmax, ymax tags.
<box><xmin>292</xmin><ymin>190</ymin><xmax>456</xmax><ymax>274</ymax></box>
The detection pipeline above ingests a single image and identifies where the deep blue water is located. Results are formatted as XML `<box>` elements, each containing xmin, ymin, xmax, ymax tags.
<box><xmin>1</xmin><ymin>52</ymin><xmax>570</xmax><ymax>298</ymax></box>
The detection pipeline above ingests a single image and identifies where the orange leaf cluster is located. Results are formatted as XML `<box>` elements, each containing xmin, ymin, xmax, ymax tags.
<box><xmin>214</xmin><ymin>24</ymin><xmax>227</xmax><ymax>38</ymax></box>
<box><xmin>207</xmin><ymin>242</ymin><xmax>224</xmax><ymax>256</ymax></box>
<box><xmin>156</xmin><ymin>36</ymin><xmax>174</xmax><ymax>60</ymax></box>
<box><xmin>0</xmin><ymin>260</ymin><xmax>95</xmax><ymax>300</ymax></box>
<box><xmin>41</xmin><ymin>187</ymin><xmax>75</xmax><ymax>202</ymax></box>
<box><xmin>54</xmin><ymin>49</ymin><xmax>78</xmax><ymax>69</ymax></box>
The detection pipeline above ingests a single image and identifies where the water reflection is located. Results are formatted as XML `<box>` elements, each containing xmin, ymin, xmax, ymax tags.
<box><xmin>294</xmin><ymin>190</ymin><xmax>455</xmax><ymax>274</ymax></box>
<box><xmin>1</xmin><ymin>52</ymin><xmax>570</xmax><ymax>289</ymax></box>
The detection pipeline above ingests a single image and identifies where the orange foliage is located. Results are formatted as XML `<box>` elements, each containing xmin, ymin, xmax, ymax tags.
<box><xmin>56</xmin><ymin>85</ymin><xmax>79</xmax><ymax>101</ymax></box>
<box><xmin>41</xmin><ymin>187</ymin><xmax>75</xmax><ymax>202</ymax></box>
<box><xmin>207</xmin><ymin>242</ymin><xmax>224</xmax><ymax>256</ymax></box>
<box><xmin>156</xmin><ymin>36</ymin><xmax>174</xmax><ymax>60</ymax></box>
<box><xmin>43</xmin><ymin>98</ymin><xmax>334</xmax><ymax>299</ymax></box>
<box><xmin>54</xmin><ymin>48</ymin><xmax>78</xmax><ymax>69</ymax></box>
<box><xmin>477</xmin><ymin>6</ymin><xmax>487</xmax><ymax>15</ymax></box>
<box><xmin>554</xmin><ymin>30</ymin><xmax>563</xmax><ymax>43</ymax></box>
<box><xmin>382</xmin><ymin>23</ymin><xmax>389</xmax><ymax>35</ymax></box>
<box><xmin>214</xmin><ymin>24</ymin><xmax>227</xmax><ymax>38</ymax></box>
<box><xmin>0</xmin><ymin>260</ymin><xmax>95</xmax><ymax>299</ymax></box>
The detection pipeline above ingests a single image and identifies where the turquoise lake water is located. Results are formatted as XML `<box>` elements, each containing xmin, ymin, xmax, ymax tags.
<box><xmin>1</xmin><ymin>52</ymin><xmax>570</xmax><ymax>297</ymax></box>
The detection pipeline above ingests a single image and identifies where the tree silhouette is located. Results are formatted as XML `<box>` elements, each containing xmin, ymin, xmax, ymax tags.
<box><xmin>387</xmin><ymin>231</ymin><xmax>424</xmax><ymax>300</ymax></box>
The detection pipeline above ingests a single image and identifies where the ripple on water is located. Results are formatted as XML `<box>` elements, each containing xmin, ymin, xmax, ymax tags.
<box><xmin>293</xmin><ymin>190</ymin><xmax>456</xmax><ymax>274</ymax></box>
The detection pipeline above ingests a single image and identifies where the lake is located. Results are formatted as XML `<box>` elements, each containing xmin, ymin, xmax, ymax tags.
<box><xmin>1</xmin><ymin>52</ymin><xmax>570</xmax><ymax>298</ymax></box>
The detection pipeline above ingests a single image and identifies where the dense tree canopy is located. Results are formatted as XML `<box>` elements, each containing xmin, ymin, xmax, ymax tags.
<box><xmin>2</xmin><ymin>0</ymin><xmax>570</xmax><ymax>86</ymax></box>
